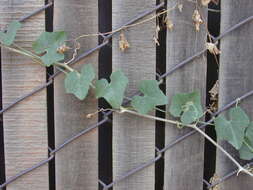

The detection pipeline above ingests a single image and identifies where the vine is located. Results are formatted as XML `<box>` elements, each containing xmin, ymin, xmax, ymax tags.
<box><xmin>0</xmin><ymin>0</ymin><xmax>253</xmax><ymax>177</ymax></box>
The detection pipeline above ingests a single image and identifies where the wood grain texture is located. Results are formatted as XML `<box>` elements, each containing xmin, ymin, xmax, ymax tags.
<box><xmin>0</xmin><ymin>0</ymin><xmax>48</xmax><ymax>189</ymax></box>
<box><xmin>53</xmin><ymin>0</ymin><xmax>98</xmax><ymax>189</ymax></box>
<box><xmin>216</xmin><ymin>0</ymin><xmax>253</xmax><ymax>188</ymax></box>
<box><xmin>164</xmin><ymin>1</ymin><xmax>207</xmax><ymax>190</ymax></box>
<box><xmin>112</xmin><ymin>1</ymin><xmax>156</xmax><ymax>189</ymax></box>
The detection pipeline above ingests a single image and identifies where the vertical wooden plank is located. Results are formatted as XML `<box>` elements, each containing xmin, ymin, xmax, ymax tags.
<box><xmin>0</xmin><ymin>0</ymin><xmax>48</xmax><ymax>189</ymax></box>
<box><xmin>164</xmin><ymin>1</ymin><xmax>207</xmax><ymax>190</ymax></box>
<box><xmin>112</xmin><ymin>1</ymin><xmax>156</xmax><ymax>189</ymax></box>
<box><xmin>53</xmin><ymin>0</ymin><xmax>98</xmax><ymax>189</ymax></box>
<box><xmin>216</xmin><ymin>0</ymin><xmax>253</xmax><ymax>189</ymax></box>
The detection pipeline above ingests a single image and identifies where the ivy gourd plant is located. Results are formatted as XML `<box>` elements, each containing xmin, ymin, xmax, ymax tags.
<box><xmin>1</xmin><ymin>20</ymin><xmax>253</xmax><ymax>175</ymax></box>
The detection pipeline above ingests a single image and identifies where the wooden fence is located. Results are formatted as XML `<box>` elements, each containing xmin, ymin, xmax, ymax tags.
<box><xmin>0</xmin><ymin>0</ymin><xmax>253</xmax><ymax>190</ymax></box>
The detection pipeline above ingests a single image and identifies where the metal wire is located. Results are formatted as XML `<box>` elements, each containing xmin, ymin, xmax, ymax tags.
<box><xmin>18</xmin><ymin>2</ymin><xmax>53</xmax><ymax>22</ymax></box>
<box><xmin>203</xmin><ymin>162</ymin><xmax>253</xmax><ymax>189</ymax></box>
<box><xmin>1</xmin><ymin>2</ymin><xmax>253</xmax><ymax>189</ymax></box>
<box><xmin>0</xmin><ymin>155</ymin><xmax>55</xmax><ymax>188</ymax></box>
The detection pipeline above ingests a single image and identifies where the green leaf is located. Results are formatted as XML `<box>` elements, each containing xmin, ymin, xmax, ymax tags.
<box><xmin>169</xmin><ymin>91</ymin><xmax>203</xmax><ymax>124</ymax></box>
<box><xmin>0</xmin><ymin>21</ymin><xmax>22</xmax><ymax>45</ymax></box>
<box><xmin>94</xmin><ymin>79</ymin><xmax>108</xmax><ymax>97</ymax></box>
<box><xmin>64</xmin><ymin>64</ymin><xmax>95</xmax><ymax>100</ymax></box>
<box><xmin>239</xmin><ymin>122</ymin><xmax>253</xmax><ymax>160</ymax></box>
<box><xmin>214</xmin><ymin>107</ymin><xmax>250</xmax><ymax>150</ymax></box>
<box><xmin>239</xmin><ymin>138</ymin><xmax>253</xmax><ymax>160</ymax></box>
<box><xmin>32</xmin><ymin>31</ymin><xmax>67</xmax><ymax>66</ymax></box>
<box><xmin>246</xmin><ymin>122</ymin><xmax>253</xmax><ymax>140</ymax></box>
<box><xmin>95</xmin><ymin>71</ymin><xmax>128</xmax><ymax>109</ymax></box>
<box><xmin>41</xmin><ymin>45</ymin><xmax>64</xmax><ymax>66</ymax></box>
<box><xmin>32</xmin><ymin>31</ymin><xmax>66</xmax><ymax>53</ymax></box>
<box><xmin>131</xmin><ymin>80</ymin><xmax>167</xmax><ymax>114</ymax></box>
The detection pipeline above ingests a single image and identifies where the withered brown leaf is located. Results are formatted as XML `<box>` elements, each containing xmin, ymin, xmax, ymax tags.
<box><xmin>192</xmin><ymin>10</ymin><xmax>203</xmax><ymax>32</ymax></box>
<box><xmin>119</xmin><ymin>32</ymin><xmax>130</xmax><ymax>52</ymax></box>
<box><xmin>206</xmin><ymin>42</ymin><xmax>221</xmax><ymax>55</ymax></box>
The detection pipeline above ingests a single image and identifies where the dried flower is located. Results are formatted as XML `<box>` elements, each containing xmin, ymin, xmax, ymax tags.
<box><xmin>211</xmin><ymin>0</ymin><xmax>220</xmax><ymax>5</ymax></box>
<box><xmin>209</xmin><ymin>80</ymin><xmax>219</xmax><ymax>99</ymax></box>
<box><xmin>192</xmin><ymin>9</ymin><xmax>204</xmax><ymax>32</ymax></box>
<box><xmin>165</xmin><ymin>17</ymin><xmax>174</xmax><ymax>31</ymax></box>
<box><xmin>153</xmin><ymin>25</ymin><xmax>160</xmax><ymax>46</ymax></box>
<box><xmin>153</xmin><ymin>36</ymin><xmax>160</xmax><ymax>46</ymax></box>
<box><xmin>206</xmin><ymin>42</ymin><xmax>221</xmax><ymax>55</ymax></box>
<box><xmin>209</xmin><ymin>80</ymin><xmax>219</xmax><ymax>112</ymax></box>
<box><xmin>201</xmin><ymin>0</ymin><xmax>211</xmax><ymax>6</ymax></box>
<box><xmin>86</xmin><ymin>114</ymin><xmax>93</xmax><ymax>119</ymax></box>
<box><xmin>178</xmin><ymin>4</ymin><xmax>183</xmax><ymax>12</ymax></box>
<box><xmin>209</xmin><ymin>173</ymin><xmax>220</xmax><ymax>190</ymax></box>
<box><xmin>57</xmin><ymin>44</ymin><xmax>70</xmax><ymax>54</ymax></box>
<box><xmin>119</xmin><ymin>32</ymin><xmax>130</xmax><ymax>52</ymax></box>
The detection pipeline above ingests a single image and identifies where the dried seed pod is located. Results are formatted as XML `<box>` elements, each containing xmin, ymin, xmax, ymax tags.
<box><xmin>206</xmin><ymin>42</ymin><xmax>221</xmax><ymax>55</ymax></box>
<box><xmin>209</xmin><ymin>80</ymin><xmax>219</xmax><ymax>99</ymax></box>
<box><xmin>119</xmin><ymin>32</ymin><xmax>130</xmax><ymax>52</ymax></box>
<box><xmin>178</xmin><ymin>4</ymin><xmax>183</xmax><ymax>12</ymax></box>
<box><xmin>209</xmin><ymin>173</ymin><xmax>220</xmax><ymax>190</ymax></box>
<box><xmin>165</xmin><ymin>17</ymin><xmax>174</xmax><ymax>31</ymax></box>
<box><xmin>153</xmin><ymin>25</ymin><xmax>160</xmax><ymax>46</ymax></box>
<box><xmin>57</xmin><ymin>44</ymin><xmax>70</xmax><ymax>54</ymax></box>
<box><xmin>192</xmin><ymin>9</ymin><xmax>204</xmax><ymax>32</ymax></box>
<box><xmin>153</xmin><ymin>36</ymin><xmax>160</xmax><ymax>46</ymax></box>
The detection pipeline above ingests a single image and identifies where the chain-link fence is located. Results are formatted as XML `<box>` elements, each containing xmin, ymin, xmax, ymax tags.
<box><xmin>0</xmin><ymin>1</ymin><xmax>253</xmax><ymax>189</ymax></box>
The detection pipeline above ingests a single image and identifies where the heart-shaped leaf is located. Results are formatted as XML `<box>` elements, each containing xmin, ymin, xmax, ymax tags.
<box><xmin>64</xmin><ymin>64</ymin><xmax>95</xmax><ymax>100</ymax></box>
<box><xmin>0</xmin><ymin>21</ymin><xmax>22</xmax><ymax>45</ymax></box>
<box><xmin>33</xmin><ymin>31</ymin><xmax>66</xmax><ymax>53</ymax></box>
<box><xmin>95</xmin><ymin>71</ymin><xmax>128</xmax><ymax>109</ymax></box>
<box><xmin>131</xmin><ymin>80</ymin><xmax>167</xmax><ymax>114</ymax></box>
<box><xmin>33</xmin><ymin>31</ymin><xmax>67</xmax><ymax>66</ymax></box>
<box><xmin>214</xmin><ymin>107</ymin><xmax>250</xmax><ymax>150</ymax></box>
<box><xmin>239</xmin><ymin>122</ymin><xmax>253</xmax><ymax>160</ymax></box>
<box><xmin>169</xmin><ymin>91</ymin><xmax>203</xmax><ymax>124</ymax></box>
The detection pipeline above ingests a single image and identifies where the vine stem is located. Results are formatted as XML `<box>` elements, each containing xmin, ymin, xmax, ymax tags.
<box><xmin>189</xmin><ymin>124</ymin><xmax>253</xmax><ymax>176</ymax></box>
<box><xmin>73</xmin><ymin>3</ymin><xmax>178</xmax><ymax>42</ymax></box>
<box><xmin>1</xmin><ymin>44</ymin><xmax>42</xmax><ymax>65</ymax></box>
<box><xmin>119</xmin><ymin>107</ymin><xmax>253</xmax><ymax>177</ymax></box>
<box><xmin>119</xmin><ymin>107</ymin><xmax>194</xmax><ymax>128</ymax></box>
<box><xmin>54</xmin><ymin>62</ymin><xmax>74</xmax><ymax>72</ymax></box>
<box><xmin>13</xmin><ymin>43</ymin><xmax>41</xmax><ymax>59</ymax></box>
<box><xmin>0</xmin><ymin>43</ymin><xmax>74</xmax><ymax>73</ymax></box>
<box><xmin>243</xmin><ymin>140</ymin><xmax>253</xmax><ymax>153</ymax></box>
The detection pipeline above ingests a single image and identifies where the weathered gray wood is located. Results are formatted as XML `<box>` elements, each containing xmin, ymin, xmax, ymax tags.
<box><xmin>164</xmin><ymin>1</ymin><xmax>207</xmax><ymax>190</ymax></box>
<box><xmin>0</xmin><ymin>0</ymin><xmax>48</xmax><ymax>189</ymax></box>
<box><xmin>216</xmin><ymin>0</ymin><xmax>253</xmax><ymax>189</ymax></box>
<box><xmin>112</xmin><ymin>1</ymin><xmax>156</xmax><ymax>189</ymax></box>
<box><xmin>53</xmin><ymin>0</ymin><xmax>98</xmax><ymax>189</ymax></box>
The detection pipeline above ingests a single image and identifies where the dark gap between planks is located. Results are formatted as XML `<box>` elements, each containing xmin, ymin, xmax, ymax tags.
<box><xmin>204</xmin><ymin>2</ymin><xmax>221</xmax><ymax>189</ymax></box>
<box><xmin>98</xmin><ymin>1</ymin><xmax>113</xmax><ymax>190</ymax></box>
<box><xmin>45</xmin><ymin>0</ymin><xmax>56</xmax><ymax>189</ymax></box>
<box><xmin>0</xmin><ymin>39</ymin><xmax>6</xmax><ymax>190</ymax></box>
<box><xmin>155</xmin><ymin>0</ymin><xmax>166</xmax><ymax>190</ymax></box>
